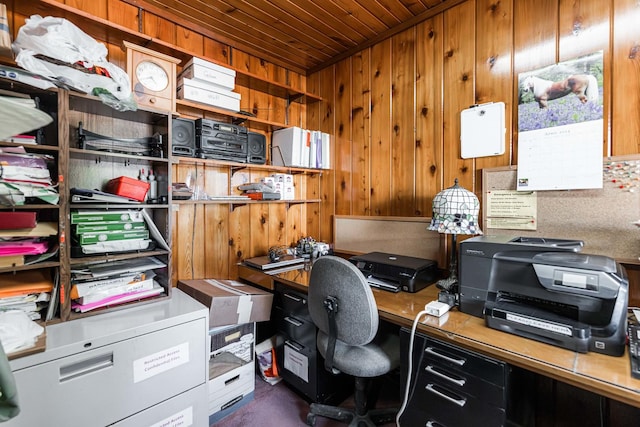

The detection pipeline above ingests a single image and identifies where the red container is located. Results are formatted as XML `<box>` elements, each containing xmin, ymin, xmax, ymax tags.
<box><xmin>106</xmin><ymin>176</ymin><xmax>150</xmax><ymax>202</ymax></box>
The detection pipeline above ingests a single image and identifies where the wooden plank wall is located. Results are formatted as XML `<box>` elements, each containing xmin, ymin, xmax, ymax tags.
<box><xmin>306</xmin><ymin>0</ymin><xmax>640</xmax><ymax>304</ymax></box>
<box><xmin>9</xmin><ymin>1</ymin><xmax>640</xmax><ymax>291</ymax></box>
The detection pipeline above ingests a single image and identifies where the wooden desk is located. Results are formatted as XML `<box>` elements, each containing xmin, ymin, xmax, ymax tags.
<box><xmin>238</xmin><ymin>264</ymin><xmax>640</xmax><ymax>409</ymax></box>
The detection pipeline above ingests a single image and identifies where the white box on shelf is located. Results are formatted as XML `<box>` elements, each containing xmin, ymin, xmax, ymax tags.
<box><xmin>182</xmin><ymin>57</ymin><xmax>236</xmax><ymax>78</ymax></box>
<box><xmin>177</xmin><ymin>77</ymin><xmax>241</xmax><ymax>112</ymax></box>
<box><xmin>179</xmin><ymin>61</ymin><xmax>236</xmax><ymax>91</ymax></box>
<box><xmin>271</xmin><ymin>173</ymin><xmax>294</xmax><ymax>185</ymax></box>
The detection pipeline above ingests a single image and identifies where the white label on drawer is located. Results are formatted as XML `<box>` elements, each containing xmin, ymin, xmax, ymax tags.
<box><xmin>284</xmin><ymin>344</ymin><xmax>308</xmax><ymax>382</ymax></box>
<box><xmin>134</xmin><ymin>342</ymin><xmax>190</xmax><ymax>383</ymax></box>
<box><xmin>149</xmin><ymin>406</ymin><xmax>193</xmax><ymax>427</ymax></box>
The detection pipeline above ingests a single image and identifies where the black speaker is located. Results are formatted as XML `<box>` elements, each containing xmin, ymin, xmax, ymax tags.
<box><xmin>171</xmin><ymin>118</ymin><xmax>195</xmax><ymax>157</ymax></box>
<box><xmin>247</xmin><ymin>131</ymin><xmax>266</xmax><ymax>164</ymax></box>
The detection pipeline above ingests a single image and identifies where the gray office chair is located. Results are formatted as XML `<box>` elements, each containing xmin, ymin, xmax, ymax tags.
<box><xmin>306</xmin><ymin>256</ymin><xmax>400</xmax><ymax>427</ymax></box>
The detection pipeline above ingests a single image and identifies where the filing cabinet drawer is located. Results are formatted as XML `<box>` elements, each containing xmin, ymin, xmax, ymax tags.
<box><xmin>274</xmin><ymin>306</ymin><xmax>317</xmax><ymax>347</ymax></box>
<box><xmin>416</xmin><ymin>358</ymin><xmax>506</xmax><ymax>407</ymax></box>
<box><xmin>113</xmin><ymin>383</ymin><xmax>208</xmax><ymax>427</ymax></box>
<box><xmin>274</xmin><ymin>283</ymin><xmax>310</xmax><ymax>320</ymax></box>
<box><xmin>422</xmin><ymin>337</ymin><xmax>507</xmax><ymax>387</ymax></box>
<box><xmin>8</xmin><ymin>317</ymin><xmax>207</xmax><ymax>427</ymax></box>
<box><xmin>401</xmin><ymin>388</ymin><xmax>506</xmax><ymax>427</ymax></box>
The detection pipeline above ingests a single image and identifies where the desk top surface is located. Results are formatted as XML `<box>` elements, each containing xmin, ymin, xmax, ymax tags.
<box><xmin>238</xmin><ymin>264</ymin><xmax>640</xmax><ymax>409</ymax></box>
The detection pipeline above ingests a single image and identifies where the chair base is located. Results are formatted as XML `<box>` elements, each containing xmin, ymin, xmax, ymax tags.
<box><xmin>306</xmin><ymin>403</ymin><xmax>398</xmax><ymax>427</ymax></box>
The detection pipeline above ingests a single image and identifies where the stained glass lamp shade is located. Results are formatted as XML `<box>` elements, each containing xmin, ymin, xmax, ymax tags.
<box><xmin>429</xmin><ymin>178</ymin><xmax>482</xmax><ymax>292</ymax></box>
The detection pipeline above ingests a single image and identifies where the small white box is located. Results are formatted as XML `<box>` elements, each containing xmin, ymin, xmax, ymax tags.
<box><xmin>179</xmin><ymin>62</ymin><xmax>235</xmax><ymax>91</ymax></box>
<box><xmin>260</xmin><ymin>176</ymin><xmax>276</xmax><ymax>188</ymax></box>
<box><xmin>177</xmin><ymin>77</ymin><xmax>241</xmax><ymax>112</ymax></box>
<box><xmin>271</xmin><ymin>173</ymin><xmax>294</xmax><ymax>184</ymax></box>
<box><xmin>273</xmin><ymin>181</ymin><xmax>295</xmax><ymax>200</ymax></box>
<box><xmin>182</xmin><ymin>57</ymin><xmax>236</xmax><ymax>78</ymax></box>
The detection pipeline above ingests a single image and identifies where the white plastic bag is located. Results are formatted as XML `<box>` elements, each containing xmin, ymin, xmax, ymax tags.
<box><xmin>12</xmin><ymin>15</ymin><xmax>131</xmax><ymax>102</ymax></box>
<box><xmin>12</xmin><ymin>15</ymin><xmax>107</xmax><ymax>64</ymax></box>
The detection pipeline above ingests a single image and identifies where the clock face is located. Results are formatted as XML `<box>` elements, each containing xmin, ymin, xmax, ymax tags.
<box><xmin>135</xmin><ymin>60</ymin><xmax>169</xmax><ymax>92</ymax></box>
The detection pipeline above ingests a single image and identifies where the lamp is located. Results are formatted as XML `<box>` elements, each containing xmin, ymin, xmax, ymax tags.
<box><xmin>428</xmin><ymin>178</ymin><xmax>482</xmax><ymax>300</ymax></box>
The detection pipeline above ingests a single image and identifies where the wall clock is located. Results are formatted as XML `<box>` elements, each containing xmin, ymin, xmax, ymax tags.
<box><xmin>123</xmin><ymin>41</ymin><xmax>181</xmax><ymax>112</ymax></box>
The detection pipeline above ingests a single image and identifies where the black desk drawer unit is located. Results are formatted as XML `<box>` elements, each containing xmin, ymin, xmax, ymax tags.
<box><xmin>400</xmin><ymin>327</ymin><xmax>510</xmax><ymax>427</ymax></box>
<box><xmin>273</xmin><ymin>282</ymin><xmax>352</xmax><ymax>404</ymax></box>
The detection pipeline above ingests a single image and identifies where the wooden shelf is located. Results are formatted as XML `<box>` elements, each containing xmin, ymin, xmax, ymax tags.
<box><xmin>69</xmin><ymin>249</ymin><xmax>170</xmax><ymax>266</ymax></box>
<box><xmin>0</xmin><ymin>261</ymin><xmax>60</xmax><ymax>275</ymax></box>
<box><xmin>69</xmin><ymin>147</ymin><xmax>169</xmax><ymax>164</ymax></box>
<box><xmin>173</xmin><ymin>198</ymin><xmax>320</xmax><ymax>205</ymax></box>
<box><xmin>174</xmin><ymin>155</ymin><xmax>323</xmax><ymax>175</ymax></box>
<box><xmin>21</xmin><ymin>0</ymin><xmax>322</xmax><ymax>105</ymax></box>
<box><xmin>175</xmin><ymin>99</ymin><xmax>292</xmax><ymax>131</ymax></box>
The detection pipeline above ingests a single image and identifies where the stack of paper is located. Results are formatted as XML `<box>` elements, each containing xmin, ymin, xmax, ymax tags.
<box><xmin>0</xmin><ymin>147</ymin><xmax>59</xmax><ymax>206</ymax></box>
<box><xmin>0</xmin><ymin>212</ymin><xmax>58</xmax><ymax>268</ymax></box>
<box><xmin>70</xmin><ymin>257</ymin><xmax>166</xmax><ymax>313</ymax></box>
<box><xmin>0</xmin><ymin>270</ymin><xmax>54</xmax><ymax>320</ymax></box>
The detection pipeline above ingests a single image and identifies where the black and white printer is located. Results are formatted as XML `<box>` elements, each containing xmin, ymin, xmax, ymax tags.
<box><xmin>459</xmin><ymin>236</ymin><xmax>628</xmax><ymax>356</ymax></box>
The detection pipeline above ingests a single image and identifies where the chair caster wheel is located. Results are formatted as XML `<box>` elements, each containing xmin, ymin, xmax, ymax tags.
<box><xmin>306</xmin><ymin>413</ymin><xmax>316</xmax><ymax>426</ymax></box>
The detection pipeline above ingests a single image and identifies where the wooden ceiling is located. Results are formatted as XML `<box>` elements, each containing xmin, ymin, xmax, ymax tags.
<box><xmin>126</xmin><ymin>0</ymin><xmax>463</xmax><ymax>74</ymax></box>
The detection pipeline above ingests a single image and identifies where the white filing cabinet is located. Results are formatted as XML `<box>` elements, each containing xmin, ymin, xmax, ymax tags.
<box><xmin>6</xmin><ymin>288</ymin><xmax>209</xmax><ymax>427</ymax></box>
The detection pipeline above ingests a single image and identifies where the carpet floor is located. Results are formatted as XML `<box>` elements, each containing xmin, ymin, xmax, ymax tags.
<box><xmin>211</xmin><ymin>373</ymin><xmax>401</xmax><ymax>427</ymax></box>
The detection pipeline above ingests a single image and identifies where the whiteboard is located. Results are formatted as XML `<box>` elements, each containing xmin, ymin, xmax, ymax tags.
<box><xmin>460</xmin><ymin>102</ymin><xmax>505</xmax><ymax>159</ymax></box>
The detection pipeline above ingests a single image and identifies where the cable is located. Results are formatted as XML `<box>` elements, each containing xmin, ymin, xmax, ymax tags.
<box><xmin>395</xmin><ymin>308</ymin><xmax>429</xmax><ymax>426</ymax></box>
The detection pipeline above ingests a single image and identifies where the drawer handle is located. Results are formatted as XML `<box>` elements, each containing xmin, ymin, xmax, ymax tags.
<box><xmin>283</xmin><ymin>293</ymin><xmax>303</xmax><ymax>303</ymax></box>
<box><xmin>425</xmin><ymin>383</ymin><xmax>466</xmax><ymax>407</ymax></box>
<box><xmin>426</xmin><ymin>421</ymin><xmax>446</xmax><ymax>427</ymax></box>
<box><xmin>425</xmin><ymin>346</ymin><xmax>466</xmax><ymax>366</ymax></box>
<box><xmin>285</xmin><ymin>340</ymin><xmax>304</xmax><ymax>352</ymax></box>
<box><xmin>284</xmin><ymin>316</ymin><xmax>303</xmax><ymax>327</ymax></box>
<box><xmin>221</xmin><ymin>395</ymin><xmax>243</xmax><ymax>411</ymax></box>
<box><xmin>59</xmin><ymin>352</ymin><xmax>114</xmax><ymax>383</ymax></box>
<box><xmin>425</xmin><ymin>365</ymin><xmax>466</xmax><ymax>387</ymax></box>
<box><xmin>224</xmin><ymin>374</ymin><xmax>240</xmax><ymax>386</ymax></box>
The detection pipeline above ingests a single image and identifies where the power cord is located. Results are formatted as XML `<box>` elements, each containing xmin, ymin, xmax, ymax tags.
<box><xmin>395</xmin><ymin>307</ymin><xmax>429</xmax><ymax>426</ymax></box>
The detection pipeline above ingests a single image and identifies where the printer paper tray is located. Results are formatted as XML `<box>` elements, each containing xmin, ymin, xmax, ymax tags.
<box><xmin>484</xmin><ymin>300</ymin><xmax>590</xmax><ymax>353</ymax></box>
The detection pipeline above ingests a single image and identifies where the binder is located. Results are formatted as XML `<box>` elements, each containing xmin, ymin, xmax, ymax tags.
<box><xmin>0</xmin><ymin>211</ymin><xmax>36</xmax><ymax>229</ymax></box>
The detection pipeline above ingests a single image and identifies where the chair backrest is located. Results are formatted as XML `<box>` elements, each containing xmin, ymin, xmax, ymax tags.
<box><xmin>308</xmin><ymin>256</ymin><xmax>379</xmax><ymax>346</ymax></box>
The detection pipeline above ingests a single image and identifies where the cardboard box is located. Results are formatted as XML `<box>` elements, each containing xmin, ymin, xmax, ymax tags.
<box><xmin>180</xmin><ymin>62</ymin><xmax>235</xmax><ymax>90</ymax></box>
<box><xmin>178</xmin><ymin>279</ymin><xmax>273</xmax><ymax>327</ymax></box>
<box><xmin>177</xmin><ymin>77</ymin><xmax>241</xmax><ymax>112</ymax></box>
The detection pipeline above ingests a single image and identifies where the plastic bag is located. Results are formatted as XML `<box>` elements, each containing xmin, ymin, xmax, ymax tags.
<box><xmin>12</xmin><ymin>15</ymin><xmax>131</xmax><ymax>101</ymax></box>
<box><xmin>12</xmin><ymin>15</ymin><xmax>107</xmax><ymax>64</ymax></box>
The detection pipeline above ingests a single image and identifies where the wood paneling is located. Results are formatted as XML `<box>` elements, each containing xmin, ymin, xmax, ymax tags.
<box><xmin>351</xmin><ymin>49</ymin><xmax>371</xmax><ymax>216</ymax></box>
<box><xmin>415</xmin><ymin>16</ymin><xmax>443</xmax><ymax>218</ymax></box>
<box><xmin>442</xmin><ymin>1</ymin><xmax>475</xmax><ymax>192</ymax></box>
<box><xmin>370</xmin><ymin>39</ymin><xmax>392</xmax><ymax>216</ymax></box>
<box><xmin>612</xmin><ymin>0</ymin><xmax>640</xmax><ymax>156</ymax></box>
<box><xmin>391</xmin><ymin>28</ymin><xmax>416</xmax><ymax>215</ymax></box>
<box><xmin>335</xmin><ymin>58</ymin><xmax>352</xmax><ymax>215</ymax></box>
